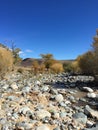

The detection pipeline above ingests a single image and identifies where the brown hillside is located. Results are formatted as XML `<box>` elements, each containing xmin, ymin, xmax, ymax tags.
<box><xmin>21</xmin><ymin>58</ymin><xmax>75</xmax><ymax>67</ymax></box>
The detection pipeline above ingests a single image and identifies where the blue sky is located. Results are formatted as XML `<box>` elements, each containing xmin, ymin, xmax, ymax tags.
<box><xmin>0</xmin><ymin>0</ymin><xmax>98</xmax><ymax>60</ymax></box>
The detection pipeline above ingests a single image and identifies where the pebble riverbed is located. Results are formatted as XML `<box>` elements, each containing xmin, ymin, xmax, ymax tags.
<box><xmin>0</xmin><ymin>72</ymin><xmax>98</xmax><ymax>130</ymax></box>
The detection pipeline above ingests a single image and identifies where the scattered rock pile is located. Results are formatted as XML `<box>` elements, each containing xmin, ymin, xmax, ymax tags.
<box><xmin>0</xmin><ymin>72</ymin><xmax>98</xmax><ymax>130</ymax></box>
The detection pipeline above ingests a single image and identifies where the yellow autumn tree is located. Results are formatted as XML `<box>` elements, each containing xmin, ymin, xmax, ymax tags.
<box><xmin>77</xmin><ymin>29</ymin><xmax>98</xmax><ymax>76</ymax></box>
<box><xmin>40</xmin><ymin>53</ymin><xmax>57</xmax><ymax>70</ymax></box>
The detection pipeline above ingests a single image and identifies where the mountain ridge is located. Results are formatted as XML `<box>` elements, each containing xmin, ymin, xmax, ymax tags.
<box><xmin>21</xmin><ymin>58</ymin><xmax>75</xmax><ymax>67</ymax></box>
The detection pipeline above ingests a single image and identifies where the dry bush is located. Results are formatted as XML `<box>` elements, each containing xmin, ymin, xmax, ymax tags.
<box><xmin>71</xmin><ymin>61</ymin><xmax>81</xmax><ymax>73</ymax></box>
<box><xmin>76</xmin><ymin>29</ymin><xmax>98</xmax><ymax>77</ymax></box>
<box><xmin>50</xmin><ymin>63</ymin><xmax>64</xmax><ymax>73</ymax></box>
<box><xmin>63</xmin><ymin>62</ymin><xmax>73</xmax><ymax>72</ymax></box>
<box><xmin>39</xmin><ymin>63</ymin><xmax>45</xmax><ymax>73</ymax></box>
<box><xmin>77</xmin><ymin>51</ymin><xmax>94</xmax><ymax>75</ymax></box>
<box><xmin>31</xmin><ymin>60</ymin><xmax>46</xmax><ymax>74</ymax></box>
<box><xmin>40</xmin><ymin>53</ymin><xmax>57</xmax><ymax>70</ymax></box>
<box><xmin>15</xmin><ymin>67</ymin><xmax>32</xmax><ymax>76</ymax></box>
<box><xmin>17</xmin><ymin>67</ymin><xmax>24</xmax><ymax>73</ymax></box>
<box><xmin>0</xmin><ymin>47</ymin><xmax>13</xmax><ymax>77</ymax></box>
<box><xmin>32</xmin><ymin>60</ymin><xmax>40</xmax><ymax>74</ymax></box>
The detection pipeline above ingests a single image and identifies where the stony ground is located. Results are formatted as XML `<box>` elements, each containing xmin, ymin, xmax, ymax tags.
<box><xmin>0</xmin><ymin>72</ymin><xmax>98</xmax><ymax>130</ymax></box>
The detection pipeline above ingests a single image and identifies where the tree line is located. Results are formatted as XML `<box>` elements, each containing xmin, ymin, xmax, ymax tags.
<box><xmin>0</xmin><ymin>29</ymin><xmax>98</xmax><ymax>80</ymax></box>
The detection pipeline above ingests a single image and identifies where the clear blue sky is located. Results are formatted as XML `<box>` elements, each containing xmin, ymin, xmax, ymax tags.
<box><xmin>0</xmin><ymin>0</ymin><xmax>98</xmax><ymax>60</ymax></box>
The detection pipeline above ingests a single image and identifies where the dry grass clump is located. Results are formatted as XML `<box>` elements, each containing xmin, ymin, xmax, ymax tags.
<box><xmin>0</xmin><ymin>47</ymin><xmax>13</xmax><ymax>77</ymax></box>
<box><xmin>31</xmin><ymin>60</ymin><xmax>46</xmax><ymax>74</ymax></box>
<box><xmin>14</xmin><ymin>66</ymin><xmax>31</xmax><ymax>74</ymax></box>
<box><xmin>50</xmin><ymin>63</ymin><xmax>64</xmax><ymax>73</ymax></box>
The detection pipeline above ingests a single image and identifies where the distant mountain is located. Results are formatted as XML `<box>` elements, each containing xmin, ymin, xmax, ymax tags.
<box><xmin>59</xmin><ymin>59</ymin><xmax>75</xmax><ymax>64</ymax></box>
<box><xmin>21</xmin><ymin>58</ymin><xmax>43</xmax><ymax>67</ymax></box>
<box><xmin>21</xmin><ymin>58</ymin><xmax>75</xmax><ymax>67</ymax></box>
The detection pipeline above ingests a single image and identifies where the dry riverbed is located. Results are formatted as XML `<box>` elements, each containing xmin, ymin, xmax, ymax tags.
<box><xmin>0</xmin><ymin>72</ymin><xmax>98</xmax><ymax>130</ymax></box>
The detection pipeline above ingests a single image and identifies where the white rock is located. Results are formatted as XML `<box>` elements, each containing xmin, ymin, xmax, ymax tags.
<box><xmin>2</xmin><ymin>84</ymin><xmax>9</xmax><ymax>90</ymax></box>
<box><xmin>36</xmin><ymin>125</ymin><xmax>50</xmax><ymax>130</ymax></box>
<box><xmin>87</xmin><ymin>93</ymin><xmax>96</xmax><ymax>98</ymax></box>
<box><xmin>10</xmin><ymin>83</ymin><xmax>18</xmax><ymax>90</ymax></box>
<box><xmin>36</xmin><ymin>110</ymin><xmax>51</xmax><ymax>119</ymax></box>
<box><xmin>19</xmin><ymin>106</ymin><xmax>30</xmax><ymax>115</ymax></box>
<box><xmin>83</xmin><ymin>87</ymin><xmax>94</xmax><ymax>93</ymax></box>
<box><xmin>55</xmin><ymin>94</ymin><xmax>64</xmax><ymax>102</ymax></box>
<box><xmin>35</xmin><ymin>81</ymin><xmax>41</xmax><ymax>86</ymax></box>
<box><xmin>86</xmin><ymin>120</ymin><xmax>94</xmax><ymax>127</ymax></box>
<box><xmin>65</xmin><ymin>100</ymin><xmax>71</xmax><ymax>104</ymax></box>
<box><xmin>52</xmin><ymin>112</ymin><xmax>60</xmax><ymax>119</ymax></box>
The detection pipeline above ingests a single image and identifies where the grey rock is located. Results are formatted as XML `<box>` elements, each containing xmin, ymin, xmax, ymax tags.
<box><xmin>72</xmin><ymin>112</ymin><xmax>87</xmax><ymax>124</ymax></box>
<box><xmin>60</xmin><ymin>112</ymin><xmax>67</xmax><ymax>118</ymax></box>
<box><xmin>86</xmin><ymin>120</ymin><xmax>95</xmax><ymax>128</ymax></box>
<box><xmin>59</xmin><ymin>102</ymin><xmax>67</xmax><ymax>107</ymax></box>
<box><xmin>0</xmin><ymin>118</ymin><xmax>7</xmax><ymax>124</ymax></box>
<box><xmin>53</xmin><ymin>127</ymin><xmax>60</xmax><ymax>130</ymax></box>
<box><xmin>80</xmin><ymin>98</ymin><xmax>87</xmax><ymax>102</ymax></box>
<box><xmin>95</xmin><ymin>94</ymin><xmax>98</xmax><ymax>99</ymax></box>
<box><xmin>12</xmin><ymin>113</ymin><xmax>19</xmax><ymax>119</ymax></box>
<box><xmin>19</xmin><ymin>106</ymin><xmax>31</xmax><ymax>115</ymax></box>
<box><xmin>41</xmin><ymin>85</ymin><xmax>50</xmax><ymax>92</ymax></box>
<box><xmin>84</xmin><ymin>105</ymin><xmax>98</xmax><ymax>119</ymax></box>
<box><xmin>7</xmin><ymin>96</ymin><xmax>18</xmax><ymax>101</ymax></box>
<box><xmin>49</xmin><ymin>88</ymin><xmax>58</xmax><ymax>95</ymax></box>
<box><xmin>2</xmin><ymin>84</ymin><xmax>9</xmax><ymax>90</ymax></box>
<box><xmin>84</xmin><ymin>125</ymin><xmax>98</xmax><ymax>130</ymax></box>
<box><xmin>1</xmin><ymin>125</ymin><xmax>9</xmax><ymax>130</ymax></box>
<box><xmin>22</xmin><ymin>86</ymin><xmax>31</xmax><ymax>93</ymax></box>
<box><xmin>69</xmin><ymin>95</ymin><xmax>76</xmax><ymax>103</ymax></box>
<box><xmin>16</xmin><ymin>122</ymin><xmax>32</xmax><ymax>130</ymax></box>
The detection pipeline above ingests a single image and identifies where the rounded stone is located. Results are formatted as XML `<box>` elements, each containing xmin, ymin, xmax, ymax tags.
<box><xmin>36</xmin><ymin>125</ymin><xmax>50</xmax><ymax>130</ymax></box>
<box><xmin>36</xmin><ymin>110</ymin><xmax>51</xmax><ymax>119</ymax></box>
<box><xmin>83</xmin><ymin>87</ymin><xmax>94</xmax><ymax>93</ymax></box>
<box><xmin>55</xmin><ymin>94</ymin><xmax>64</xmax><ymax>102</ymax></box>
<box><xmin>72</xmin><ymin>112</ymin><xmax>87</xmax><ymax>124</ymax></box>
<box><xmin>87</xmin><ymin>93</ymin><xmax>96</xmax><ymax>98</ymax></box>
